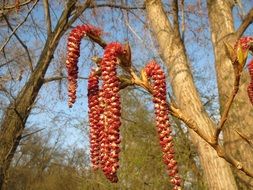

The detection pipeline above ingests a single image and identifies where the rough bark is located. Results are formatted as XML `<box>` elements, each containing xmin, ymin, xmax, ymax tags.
<box><xmin>145</xmin><ymin>0</ymin><xmax>237</xmax><ymax>189</ymax></box>
<box><xmin>0</xmin><ymin>1</ymin><xmax>91</xmax><ymax>189</ymax></box>
<box><xmin>207</xmin><ymin>0</ymin><xmax>253</xmax><ymax>187</ymax></box>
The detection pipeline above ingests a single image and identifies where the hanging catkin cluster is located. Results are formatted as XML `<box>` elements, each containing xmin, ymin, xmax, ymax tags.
<box><xmin>88</xmin><ymin>70</ymin><xmax>101</xmax><ymax>170</ymax></box>
<box><xmin>99</xmin><ymin>42</ymin><xmax>124</xmax><ymax>183</ymax></box>
<box><xmin>144</xmin><ymin>61</ymin><xmax>181</xmax><ymax>189</ymax></box>
<box><xmin>248</xmin><ymin>59</ymin><xmax>253</xmax><ymax>105</ymax></box>
<box><xmin>66</xmin><ymin>24</ymin><xmax>102</xmax><ymax>107</ymax></box>
<box><xmin>66</xmin><ymin>25</ymin><xmax>181</xmax><ymax>186</ymax></box>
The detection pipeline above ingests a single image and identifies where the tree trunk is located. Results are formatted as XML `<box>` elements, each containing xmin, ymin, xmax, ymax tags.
<box><xmin>145</xmin><ymin>0</ymin><xmax>238</xmax><ymax>189</ymax></box>
<box><xmin>0</xmin><ymin>1</ymin><xmax>91</xmax><ymax>189</ymax></box>
<box><xmin>207</xmin><ymin>0</ymin><xmax>253</xmax><ymax>187</ymax></box>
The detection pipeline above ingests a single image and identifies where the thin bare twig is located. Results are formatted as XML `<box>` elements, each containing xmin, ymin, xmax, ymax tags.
<box><xmin>2</xmin><ymin>15</ymin><xmax>34</xmax><ymax>72</ymax></box>
<box><xmin>89</xmin><ymin>3</ymin><xmax>145</xmax><ymax>10</ymax></box>
<box><xmin>213</xmin><ymin>71</ymin><xmax>240</xmax><ymax>145</ymax></box>
<box><xmin>0</xmin><ymin>0</ymin><xmax>33</xmax><ymax>15</ymax></box>
<box><xmin>21</xmin><ymin>128</ymin><xmax>45</xmax><ymax>139</ymax></box>
<box><xmin>43</xmin><ymin>76</ymin><xmax>88</xmax><ymax>83</ymax></box>
<box><xmin>0</xmin><ymin>0</ymin><xmax>39</xmax><ymax>53</ymax></box>
<box><xmin>234</xmin><ymin>129</ymin><xmax>253</xmax><ymax>149</ymax></box>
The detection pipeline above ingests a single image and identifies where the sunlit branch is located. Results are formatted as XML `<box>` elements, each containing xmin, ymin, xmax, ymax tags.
<box><xmin>236</xmin><ymin>7</ymin><xmax>253</xmax><ymax>38</ymax></box>
<box><xmin>112</xmin><ymin>58</ymin><xmax>253</xmax><ymax>179</ymax></box>
<box><xmin>213</xmin><ymin>71</ymin><xmax>240</xmax><ymax>145</ymax></box>
<box><xmin>171</xmin><ymin>0</ymin><xmax>180</xmax><ymax>37</ymax></box>
<box><xmin>43</xmin><ymin>0</ymin><xmax>52</xmax><ymax>35</ymax></box>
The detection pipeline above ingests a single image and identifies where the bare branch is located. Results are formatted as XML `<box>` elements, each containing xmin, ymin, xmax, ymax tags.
<box><xmin>43</xmin><ymin>76</ymin><xmax>88</xmax><ymax>83</ymax></box>
<box><xmin>234</xmin><ymin>129</ymin><xmax>253</xmax><ymax>149</ymax></box>
<box><xmin>43</xmin><ymin>0</ymin><xmax>52</xmax><ymax>35</ymax></box>
<box><xmin>213</xmin><ymin>69</ymin><xmax>240</xmax><ymax>145</ymax></box>
<box><xmin>0</xmin><ymin>0</ymin><xmax>39</xmax><ymax>53</ymax></box>
<box><xmin>171</xmin><ymin>0</ymin><xmax>180</xmax><ymax>37</ymax></box>
<box><xmin>117</xmin><ymin>59</ymin><xmax>253</xmax><ymax>179</ymax></box>
<box><xmin>65</xmin><ymin>0</ymin><xmax>92</xmax><ymax>29</ymax></box>
<box><xmin>2</xmin><ymin>15</ymin><xmax>34</xmax><ymax>72</ymax></box>
<box><xmin>180</xmin><ymin>0</ymin><xmax>185</xmax><ymax>40</ymax></box>
<box><xmin>21</xmin><ymin>128</ymin><xmax>45</xmax><ymax>139</ymax></box>
<box><xmin>89</xmin><ymin>3</ymin><xmax>145</xmax><ymax>10</ymax></box>
<box><xmin>0</xmin><ymin>0</ymin><xmax>34</xmax><ymax>16</ymax></box>
<box><xmin>236</xmin><ymin>7</ymin><xmax>253</xmax><ymax>38</ymax></box>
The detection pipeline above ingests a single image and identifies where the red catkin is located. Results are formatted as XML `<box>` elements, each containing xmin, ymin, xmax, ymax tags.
<box><xmin>144</xmin><ymin>61</ymin><xmax>181</xmax><ymax>190</ymax></box>
<box><xmin>66</xmin><ymin>24</ymin><xmax>102</xmax><ymax>108</ymax></box>
<box><xmin>234</xmin><ymin>36</ymin><xmax>253</xmax><ymax>53</ymax></box>
<box><xmin>99</xmin><ymin>42</ymin><xmax>124</xmax><ymax>182</ymax></box>
<box><xmin>88</xmin><ymin>69</ymin><xmax>101</xmax><ymax>170</ymax></box>
<box><xmin>248</xmin><ymin>59</ymin><xmax>253</xmax><ymax>105</ymax></box>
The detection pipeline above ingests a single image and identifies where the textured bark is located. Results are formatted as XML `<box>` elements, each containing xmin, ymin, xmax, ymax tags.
<box><xmin>145</xmin><ymin>0</ymin><xmax>237</xmax><ymax>189</ymax></box>
<box><xmin>207</xmin><ymin>0</ymin><xmax>253</xmax><ymax>187</ymax></box>
<box><xmin>0</xmin><ymin>1</ymin><xmax>91</xmax><ymax>189</ymax></box>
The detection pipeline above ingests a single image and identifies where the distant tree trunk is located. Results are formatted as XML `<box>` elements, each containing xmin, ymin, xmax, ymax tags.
<box><xmin>207</xmin><ymin>0</ymin><xmax>253</xmax><ymax>187</ymax></box>
<box><xmin>145</xmin><ymin>0</ymin><xmax>238</xmax><ymax>189</ymax></box>
<box><xmin>0</xmin><ymin>1</ymin><xmax>91</xmax><ymax>189</ymax></box>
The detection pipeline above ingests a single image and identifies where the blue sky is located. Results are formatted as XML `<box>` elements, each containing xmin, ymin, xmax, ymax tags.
<box><xmin>1</xmin><ymin>0</ymin><xmax>253</xmax><ymax>154</ymax></box>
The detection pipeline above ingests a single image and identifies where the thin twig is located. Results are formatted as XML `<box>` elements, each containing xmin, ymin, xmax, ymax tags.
<box><xmin>213</xmin><ymin>71</ymin><xmax>240</xmax><ymax>145</ymax></box>
<box><xmin>43</xmin><ymin>76</ymin><xmax>88</xmax><ymax>83</ymax></box>
<box><xmin>89</xmin><ymin>3</ymin><xmax>145</xmax><ymax>10</ymax></box>
<box><xmin>0</xmin><ymin>0</ymin><xmax>33</xmax><ymax>15</ymax></box>
<box><xmin>2</xmin><ymin>15</ymin><xmax>34</xmax><ymax>72</ymax></box>
<box><xmin>21</xmin><ymin>128</ymin><xmax>45</xmax><ymax>139</ymax></box>
<box><xmin>234</xmin><ymin>129</ymin><xmax>253</xmax><ymax>149</ymax></box>
<box><xmin>0</xmin><ymin>0</ymin><xmax>39</xmax><ymax>53</ymax></box>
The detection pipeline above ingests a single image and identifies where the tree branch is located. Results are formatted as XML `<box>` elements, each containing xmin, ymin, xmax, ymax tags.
<box><xmin>180</xmin><ymin>0</ymin><xmax>185</xmax><ymax>40</ymax></box>
<box><xmin>0</xmin><ymin>0</ymin><xmax>39</xmax><ymax>53</ymax></box>
<box><xmin>43</xmin><ymin>0</ymin><xmax>52</xmax><ymax>35</ymax></box>
<box><xmin>89</xmin><ymin>3</ymin><xmax>145</xmax><ymax>10</ymax></box>
<box><xmin>43</xmin><ymin>76</ymin><xmax>88</xmax><ymax>83</ymax></box>
<box><xmin>0</xmin><ymin>0</ymin><xmax>34</xmax><ymax>15</ymax></box>
<box><xmin>236</xmin><ymin>7</ymin><xmax>253</xmax><ymax>38</ymax></box>
<box><xmin>117</xmin><ymin>58</ymin><xmax>253</xmax><ymax>179</ymax></box>
<box><xmin>234</xmin><ymin>129</ymin><xmax>253</xmax><ymax>149</ymax></box>
<box><xmin>171</xmin><ymin>0</ymin><xmax>180</xmax><ymax>37</ymax></box>
<box><xmin>21</xmin><ymin>128</ymin><xmax>45</xmax><ymax>139</ymax></box>
<box><xmin>213</xmin><ymin>66</ymin><xmax>241</xmax><ymax>145</ymax></box>
<box><xmin>2</xmin><ymin>14</ymin><xmax>34</xmax><ymax>72</ymax></box>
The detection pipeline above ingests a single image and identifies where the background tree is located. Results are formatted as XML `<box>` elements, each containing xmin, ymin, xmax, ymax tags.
<box><xmin>0</xmin><ymin>0</ymin><xmax>253</xmax><ymax>190</ymax></box>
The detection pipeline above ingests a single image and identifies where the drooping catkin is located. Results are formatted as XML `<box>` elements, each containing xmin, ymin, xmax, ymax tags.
<box><xmin>144</xmin><ymin>61</ymin><xmax>181</xmax><ymax>190</ymax></box>
<box><xmin>66</xmin><ymin>24</ymin><xmax>102</xmax><ymax>107</ymax></box>
<box><xmin>88</xmin><ymin>69</ymin><xmax>101</xmax><ymax>169</ymax></box>
<box><xmin>99</xmin><ymin>42</ymin><xmax>124</xmax><ymax>183</ymax></box>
